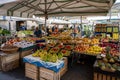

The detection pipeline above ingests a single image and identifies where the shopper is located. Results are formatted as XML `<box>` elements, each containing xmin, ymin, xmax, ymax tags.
<box><xmin>54</xmin><ymin>27</ymin><xmax>58</xmax><ymax>33</ymax></box>
<box><xmin>46</xmin><ymin>27</ymin><xmax>50</xmax><ymax>36</ymax></box>
<box><xmin>52</xmin><ymin>26</ymin><xmax>55</xmax><ymax>32</ymax></box>
<box><xmin>34</xmin><ymin>27</ymin><xmax>42</xmax><ymax>37</ymax></box>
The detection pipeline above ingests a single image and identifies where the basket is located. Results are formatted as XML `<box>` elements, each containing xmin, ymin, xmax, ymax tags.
<box><xmin>1</xmin><ymin>47</ymin><xmax>19</xmax><ymax>54</ymax></box>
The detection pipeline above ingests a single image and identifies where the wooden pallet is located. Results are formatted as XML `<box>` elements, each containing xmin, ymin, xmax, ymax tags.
<box><xmin>25</xmin><ymin>63</ymin><xmax>38</xmax><ymax>80</ymax></box>
<box><xmin>94</xmin><ymin>72</ymin><xmax>120</xmax><ymax>80</ymax></box>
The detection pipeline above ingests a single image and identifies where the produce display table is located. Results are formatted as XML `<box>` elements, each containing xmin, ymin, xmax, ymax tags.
<box><xmin>0</xmin><ymin>52</ymin><xmax>19</xmax><ymax>71</ymax></box>
<box><xmin>93</xmin><ymin>61</ymin><xmax>120</xmax><ymax>80</ymax></box>
<box><xmin>23</xmin><ymin>55</ymin><xmax>64</xmax><ymax>72</ymax></box>
<box><xmin>23</xmin><ymin>55</ymin><xmax>67</xmax><ymax>80</ymax></box>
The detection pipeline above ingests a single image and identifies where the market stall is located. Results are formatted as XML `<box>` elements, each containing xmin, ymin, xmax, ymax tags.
<box><xmin>0</xmin><ymin>0</ymin><xmax>118</xmax><ymax>80</ymax></box>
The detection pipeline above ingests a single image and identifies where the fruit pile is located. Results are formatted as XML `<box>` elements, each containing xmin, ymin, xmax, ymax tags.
<box><xmin>6</xmin><ymin>38</ymin><xmax>21</xmax><ymax>45</ymax></box>
<box><xmin>43</xmin><ymin>47</ymin><xmax>50</xmax><ymax>51</ymax></box>
<box><xmin>49</xmin><ymin>47</ymin><xmax>59</xmax><ymax>53</ymax></box>
<box><xmin>32</xmin><ymin>50</ymin><xmax>63</xmax><ymax>63</ymax></box>
<box><xmin>95</xmin><ymin>53</ymin><xmax>120</xmax><ymax>72</ymax></box>
<box><xmin>90</xmin><ymin>38</ymin><xmax>99</xmax><ymax>44</ymax></box>
<box><xmin>74</xmin><ymin>44</ymin><xmax>89</xmax><ymax>53</ymax></box>
<box><xmin>82</xmin><ymin>38</ymin><xmax>91</xmax><ymax>44</ymax></box>
<box><xmin>47</xmin><ymin>43</ymin><xmax>56</xmax><ymax>47</ymax></box>
<box><xmin>59</xmin><ymin>49</ymin><xmax>71</xmax><ymax>56</ymax></box>
<box><xmin>99</xmin><ymin>43</ymin><xmax>119</xmax><ymax>49</ymax></box>
<box><xmin>74</xmin><ymin>43</ymin><xmax>103</xmax><ymax>55</ymax></box>
<box><xmin>13</xmin><ymin>41</ymin><xmax>33</xmax><ymax>48</ymax></box>
<box><xmin>64</xmin><ymin>45</ymin><xmax>73</xmax><ymax>51</ymax></box>
<box><xmin>56</xmin><ymin>44</ymin><xmax>65</xmax><ymax>48</ymax></box>
<box><xmin>86</xmin><ymin>45</ymin><xmax>103</xmax><ymax>55</ymax></box>
<box><xmin>81</xmin><ymin>38</ymin><xmax>99</xmax><ymax>44</ymax></box>
<box><xmin>101</xmin><ymin>46</ymin><xmax>119</xmax><ymax>56</ymax></box>
<box><xmin>6</xmin><ymin>37</ymin><xmax>40</xmax><ymax>45</ymax></box>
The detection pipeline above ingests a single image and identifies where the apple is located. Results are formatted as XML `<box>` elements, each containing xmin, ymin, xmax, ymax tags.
<box><xmin>62</xmin><ymin>50</ymin><xmax>66</xmax><ymax>53</ymax></box>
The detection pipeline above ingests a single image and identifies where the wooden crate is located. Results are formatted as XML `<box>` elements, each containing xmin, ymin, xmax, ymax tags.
<box><xmin>0</xmin><ymin>52</ymin><xmax>19</xmax><ymax>71</ymax></box>
<box><xmin>62</xmin><ymin>57</ymin><xmax>68</xmax><ymax>66</ymax></box>
<box><xmin>20</xmin><ymin>49</ymin><xmax>33</xmax><ymax>66</ymax></box>
<box><xmin>25</xmin><ymin>63</ymin><xmax>38</xmax><ymax>80</ymax></box>
<box><xmin>39</xmin><ymin>78</ymin><xmax>46</xmax><ymax>80</ymax></box>
<box><xmin>60</xmin><ymin>65</ymin><xmax>67</xmax><ymax>77</ymax></box>
<box><xmin>20</xmin><ymin>49</ymin><xmax>33</xmax><ymax>58</ymax></box>
<box><xmin>39</xmin><ymin>67</ymin><xmax>60</xmax><ymax>80</ymax></box>
<box><xmin>94</xmin><ymin>72</ymin><xmax>120</xmax><ymax>80</ymax></box>
<box><xmin>60</xmin><ymin>57</ymin><xmax>68</xmax><ymax>77</ymax></box>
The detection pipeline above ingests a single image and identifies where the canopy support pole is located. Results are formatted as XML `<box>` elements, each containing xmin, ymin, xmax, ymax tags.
<box><xmin>44</xmin><ymin>0</ymin><xmax>48</xmax><ymax>36</ymax></box>
<box><xmin>109</xmin><ymin>9</ymin><xmax>112</xmax><ymax>22</ymax></box>
<box><xmin>9</xmin><ymin>16</ymin><xmax>11</xmax><ymax>31</ymax></box>
<box><xmin>80</xmin><ymin>16</ymin><xmax>82</xmax><ymax>37</ymax></box>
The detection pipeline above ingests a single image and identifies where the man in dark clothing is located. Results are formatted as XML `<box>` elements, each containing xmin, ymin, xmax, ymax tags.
<box><xmin>52</xmin><ymin>26</ymin><xmax>55</xmax><ymax>32</ymax></box>
<box><xmin>46</xmin><ymin>27</ymin><xmax>50</xmax><ymax>36</ymax></box>
<box><xmin>34</xmin><ymin>27</ymin><xmax>42</xmax><ymax>37</ymax></box>
<box><xmin>19</xmin><ymin>26</ymin><xmax>27</xmax><ymax>30</ymax></box>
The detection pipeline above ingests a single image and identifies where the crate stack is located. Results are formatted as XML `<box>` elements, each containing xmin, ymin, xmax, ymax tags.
<box><xmin>0</xmin><ymin>52</ymin><xmax>19</xmax><ymax>71</ymax></box>
<box><xmin>25</xmin><ymin>57</ymin><xmax>68</xmax><ymax>80</ymax></box>
<box><xmin>25</xmin><ymin>63</ymin><xmax>38</xmax><ymax>80</ymax></box>
<box><xmin>19</xmin><ymin>47</ymin><xmax>33</xmax><ymax>66</ymax></box>
<box><xmin>60</xmin><ymin>57</ymin><xmax>68</xmax><ymax>77</ymax></box>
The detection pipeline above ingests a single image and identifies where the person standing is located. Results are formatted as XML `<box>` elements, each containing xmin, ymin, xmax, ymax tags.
<box><xmin>19</xmin><ymin>22</ymin><xmax>27</xmax><ymax>31</ymax></box>
<box><xmin>52</xmin><ymin>26</ymin><xmax>55</xmax><ymax>32</ymax></box>
<box><xmin>46</xmin><ymin>27</ymin><xmax>50</xmax><ymax>36</ymax></box>
<box><xmin>34</xmin><ymin>27</ymin><xmax>42</xmax><ymax>37</ymax></box>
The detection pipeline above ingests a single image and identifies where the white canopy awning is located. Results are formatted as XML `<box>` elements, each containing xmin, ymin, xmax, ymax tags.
<box><xmin>0</xmin><ymin>0</ymin><xmax>116</xmax><ymax>18</ymax></box>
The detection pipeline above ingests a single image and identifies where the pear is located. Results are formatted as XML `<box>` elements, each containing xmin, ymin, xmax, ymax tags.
<box><xmin>103</xmin><ymin>58</ymin><xmax>108</xmax><ymax>62</ymax></box>
<box><xmin>112</xmin><ymin>64</ymin><xmax>117</xmax><ymax>69</ymax></box>
<box><xmin>106</xmin><ymin>63</ymin><xmax>111</xmax><ymax>68</ymax></box>
<box><xmin>101</xmin><ymin>66</ymin><xmax>106</xmax><ymax>70</ymax></box>
<box><xmin>111</xmin><ymin>67</ymin><xmax>116</xmax><ymax>72</ymax></box>
<box><xmin>109</xmin><ymin>58</ymin><xmax>115</xmax><ymax>63</ymax></box>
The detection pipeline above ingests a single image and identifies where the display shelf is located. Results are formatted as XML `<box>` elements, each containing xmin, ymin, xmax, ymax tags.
<box><xmin>94</xmin><ymin>24</ymin><xmax>119</xmax><ymax>40</ymax></box>
<box><xmin>93</xmin><ymin>61</ymin><xmax>120</xmax><ymax>78</ymax></box>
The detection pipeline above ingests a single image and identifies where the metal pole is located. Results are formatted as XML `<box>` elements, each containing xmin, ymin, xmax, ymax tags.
<box><xmin>80</xmin><ymin>16</ymin><xmax>82</xmax><ymax>37</ymax></box>
<box><xmin>109</xmin><ymin>8</ymin><xmax>112</xmax><ymax>22</ymax></box>
<box><xmin>45</xmin><ymin>0</ymin><xmax>48</xmax><ymax>36</ymax></box>
<box><xmin>9</xmin><ymin>16</ymin><xmax>11</xmax><ymax>31</ymax></box>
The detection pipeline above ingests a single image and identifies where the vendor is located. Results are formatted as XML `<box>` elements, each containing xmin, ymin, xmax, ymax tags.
<box><xmin>19</xmin><ymin>23</ymin><xmax>27</xmax><ymax>31</ymax></box>
<box><xmin>34</xmin><ymin>27</ymin><xmax>42</xmax><ymax>37</ymax></box>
